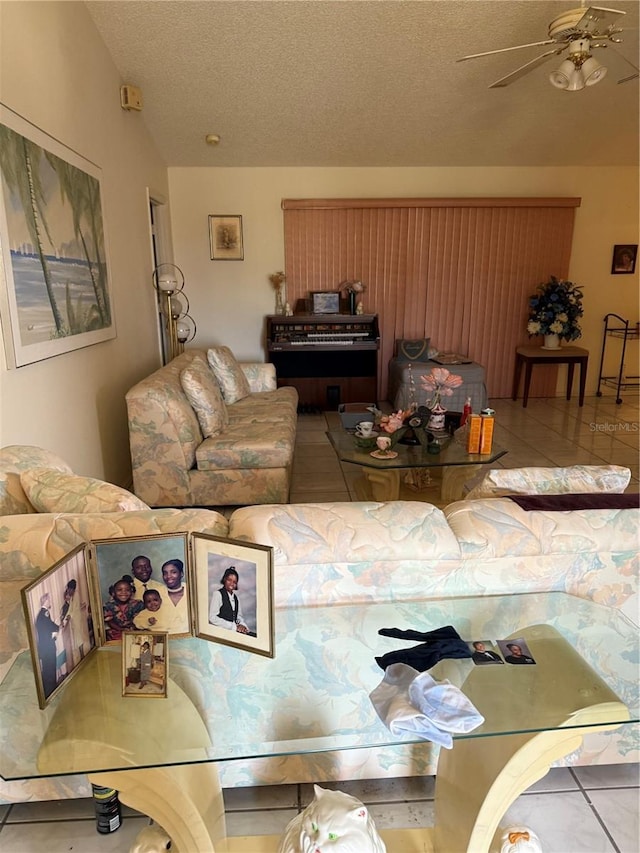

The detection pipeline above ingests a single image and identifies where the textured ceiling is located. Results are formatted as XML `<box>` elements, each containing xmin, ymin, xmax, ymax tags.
<box><xmin>87</xmin><ymin>0</ymin><xmax>640</xmax><ymax>167</ymax></box>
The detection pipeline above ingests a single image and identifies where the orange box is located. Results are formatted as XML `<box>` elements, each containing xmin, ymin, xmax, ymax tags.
<box><xmin>480</xmin><ymin>415</ymin><xmax>494</xmax><ymax>454</ymax></box>
<box><xmin>466</xmin><ymin>415</ymin><xmax>482</xmax><ymax>454</ymax></box>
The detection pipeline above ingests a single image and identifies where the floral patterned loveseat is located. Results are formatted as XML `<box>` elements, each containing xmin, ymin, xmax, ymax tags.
<box><xmin>125</xmin><ymin>348</ymin><xmax>298</xmax><ymax>507</ymax></box>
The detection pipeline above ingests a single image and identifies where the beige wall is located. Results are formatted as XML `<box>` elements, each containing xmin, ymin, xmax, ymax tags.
<box><xmin>0</xmin><ymin>1</ymin><xmax>168</xmax><ymax>483</ymax></box>
<box><xmin>169</xmin><ymin>166</ymin><xmax>639</xmax><ymax>395</ymax></box>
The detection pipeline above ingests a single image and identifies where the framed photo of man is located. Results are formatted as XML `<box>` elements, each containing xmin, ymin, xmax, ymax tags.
<box><xmin>89</xmin><ymin>533</ymin><xmax>191</xmax><ymax>644</ymax></box>
<box><xmin>191</xmin><ymin>533</ymin><xmax>274</xmax><ymax>658</ymax></box>
<box><xmin>21</xmin><ymin>545</ymin><xmax>97</xmax><ymax>708</ymax></box>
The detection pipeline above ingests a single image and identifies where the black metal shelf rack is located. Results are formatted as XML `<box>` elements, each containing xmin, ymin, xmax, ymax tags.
<box><xmin>596</xmin><ymin>313</ymin><xmax>639</xmax><ymax>404</ymax></box>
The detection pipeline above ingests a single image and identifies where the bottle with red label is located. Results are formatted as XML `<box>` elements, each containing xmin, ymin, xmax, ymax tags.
<box><xmin>460</xmin><ymin>397</ymin><xmax>472</xmax><ymax>427</ymax></box>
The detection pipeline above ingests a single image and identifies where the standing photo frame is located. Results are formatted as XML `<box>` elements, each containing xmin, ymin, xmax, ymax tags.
<box><xmin>611</xmin><ymin>244</ymin><xmax>637</xmax><ymax>275</ymax></box>
<box><xmin>191</xmin><ymin>533</ymin><xmax>275</xmax><ymax>658</ymax></box>
<box><xmin>21</xmin><ymin>545</ymin><xmax>97</xmax><ymax>708</ymax></box>
<box><xmin>0</xmin><ymin>106</ymin><xmax>115</xmax><ymax>368</ymax></box>
<box><xmin>90</xmin><ymin>533</ymin><xmax>191</xmax><ymax>644</ymax></box>
<box><xmin>122</xmin><ymin>631</ymin><xmax>168</xmax><ymax>698</ymax></box>
<box><xmin>209</xmin><ymin>215</ymin><xmax>244</xmax><ymax>260</ymax></box>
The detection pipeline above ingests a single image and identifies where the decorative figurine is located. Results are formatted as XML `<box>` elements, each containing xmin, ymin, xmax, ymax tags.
<box><xmin>285</xmin><ymin>302</ymin><xmax>293</xmax><ymax>316</ymax></box>
<box><xmin>500</xmin><ymin>826</ymin><xmax>543</xmax><ymax>853</ymax></box>
<box><xmin>129</xmin><ymin>821</ymin><xmax>172</xmax><ymax>853</ymax></box>
<box><xmin>278</xmin><ymin>785</ymin><xmax>386</xmax><ymax>853</ymax></box>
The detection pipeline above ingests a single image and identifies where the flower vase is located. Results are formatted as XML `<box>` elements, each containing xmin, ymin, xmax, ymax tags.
<box><xmin>427</xmin><ymin>401</ymin><xmax>446</xmax><ymax>432</ymax></box>
<box><xmin>348</xmin><ymin>291</ymin><xmax>357</xmax><ymax>315</ymax></box>
<box><xmin>543</xmin><ymin>333</ymin><xmax>561</xmax><ymax>350</ymax></box>
<box><xmin>275</xmin><ymin>285</ymin><xmax>285</xmax><ymax>315</ymax></box>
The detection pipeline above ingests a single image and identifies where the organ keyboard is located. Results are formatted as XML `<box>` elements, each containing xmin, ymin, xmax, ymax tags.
<box><xmin>266</xmin><ymin>314</ymin><xmax>380</xmax><ymax>408</ymax></box>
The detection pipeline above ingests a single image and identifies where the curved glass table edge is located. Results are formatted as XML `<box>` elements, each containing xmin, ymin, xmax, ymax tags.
<box><xmin>0</xmin><ymin>591</ymin><xmax>637</xmax><ymax>781</ymax></box>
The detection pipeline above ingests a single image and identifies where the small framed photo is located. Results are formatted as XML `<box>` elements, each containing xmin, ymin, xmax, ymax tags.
<box><xmin>497</xmin><ymin>637</ymin><xmax>536</xmax><ymax>666</ymax></box>
<box><xmin>611</xmin><ymin>244</ymin><xmax>637</xmax><ymax>275</ymax></box>
<box><xmin>191</xmin><ymin>533</ymin><xmax>275</xmax><ymax>658</ymax></box>
<box><xmin>311</xmin><ymin>291</ymin><xmax>340</xmax><ymax>314</ymax></box>
<box><xmin>122</xmin><ymin>631</ymin><xmax>168</xmax><ymax>698</ymax></box>
<box><xmin>89</xmin><ymin>533</ymin><xmax>191</xmax><ymax>644</ymax></box>
<box><xmin>21</xmin><ymin>545</ymin><xmax>97</xmax><ymax>708</ymax></box>
<box><xmin>209</xmin><ymin>215</ymin><xmax>244</xmax><ymax>260</ymax></box>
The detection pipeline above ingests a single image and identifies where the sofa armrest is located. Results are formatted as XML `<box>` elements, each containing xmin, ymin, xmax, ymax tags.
<box><xmin>241</xmin><ymin>363</ymin><xmax>277</xmax><ymax>392</ymax></box>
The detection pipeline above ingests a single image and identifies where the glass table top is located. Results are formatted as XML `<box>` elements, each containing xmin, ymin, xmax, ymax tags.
<box><xmin>0</xmin><ymin>592</ymin><xmax>636</xmax><ymax>781</ymax></box>
<box><xmin>327</xmin><ymin>428</ymin><xmax>507</xmax><ymax>469</ymax></box>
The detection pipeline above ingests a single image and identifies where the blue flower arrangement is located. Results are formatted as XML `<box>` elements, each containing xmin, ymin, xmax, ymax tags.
<box><xmin>527</xmin><ymin>276</ymin><xmax>584</xmax><ymax>342</ymax></box>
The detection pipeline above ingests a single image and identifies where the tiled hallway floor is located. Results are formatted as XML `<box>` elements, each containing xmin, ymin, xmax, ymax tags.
<box><xmin>1</xmin><ymin>394</ymin><xmax>638</xmax><ymax>851</ymax></box>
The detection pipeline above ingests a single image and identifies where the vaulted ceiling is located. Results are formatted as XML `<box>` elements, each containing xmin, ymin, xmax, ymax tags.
<box><xmin>87</xmin><ymin>0</ymin><xmax>640</xmax><ymax>168</ymax></box>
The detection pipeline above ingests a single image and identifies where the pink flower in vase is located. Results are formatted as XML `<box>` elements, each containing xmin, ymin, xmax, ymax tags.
<box><xmin>420</xmin><ymin>367</ymin><xmax>463</xmax><ymax>407</ymax></box>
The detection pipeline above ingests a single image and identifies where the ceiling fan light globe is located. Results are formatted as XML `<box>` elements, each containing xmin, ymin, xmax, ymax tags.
<box><xmin>549</xmin><ymin>58</ymin><xmax>575</xmax><ymax>89</ymax></box>
<box><xmin>582</xmin><ymin>56</ymin><xmax>608</xmax><ymax>85</ymax></box>
<box><xmin>567</xmin><ymin>68</ymin><xmax>586</xmax><ymax>90</ymax></box>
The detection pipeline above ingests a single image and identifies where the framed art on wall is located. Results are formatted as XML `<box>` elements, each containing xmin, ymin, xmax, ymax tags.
<box><xmin>611</xmin><ymin>244</ymin><xmax>637</xmax><ymax>275</ymax></box>
<box><xmin>0</xmin><ymin>105</ymin><xmax>115</xmax><ymax>368</ymax></box>
<box><xmin>21</xmin><ymin>545</ymin><xmax>97</xmax><ymax>708</ymax></box>
<box><xmin>191</xmin><ymin>533</ymin><xmax>275</xmax><ymax>658</ymax></box>
<box><xmin>209</xmin><ymin>215</ymin><xmax>244</xmax><ymax>260</ymax></box>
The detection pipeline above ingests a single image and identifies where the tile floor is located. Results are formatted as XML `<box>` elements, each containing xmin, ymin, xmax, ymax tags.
<box><xmin>1</xmin><ymin>393</ymin><xmax>638</xmax><ymax>852</ymax></box>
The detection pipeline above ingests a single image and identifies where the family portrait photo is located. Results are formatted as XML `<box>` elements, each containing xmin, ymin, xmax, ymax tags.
<box><xmin>122</xmin><ymin>631</ymin><xmax>168</xmax><ymax>698</ymax></box>
<box><xmin>191</xmin><ymin>533</ymin><xmax>274</xmax><ymax>657</ymax></box>
<box><xmin>21</xmin><ymin>545</ymin><xmax>96</xmax><ymax>708</ymax></box>
<box><xmin>90</xmin><ymin>533</ymin><xmax>191</xmax><ymax>643</ymax></box>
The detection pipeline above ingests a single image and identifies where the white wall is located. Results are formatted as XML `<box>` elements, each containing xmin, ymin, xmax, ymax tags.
<box><xmin>168</xmin><ymin>166</ymin><xmax>639</xmax><ymax>394</ymax></box>
<box><xmin>0</xmin><ymin>1</ymin><xmax>168</xmax><ymax>482</ymax></box>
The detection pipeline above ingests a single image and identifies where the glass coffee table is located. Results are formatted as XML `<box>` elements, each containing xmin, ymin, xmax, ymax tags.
<box><xmin>327</xmin><ymin>428</ymin><xmax>507</xmax><ymax>502</ymax></box>
<box><xmin>0</xmin><ymin>592</ymin><xmax>636</xmax><ymax>852</ymax></box>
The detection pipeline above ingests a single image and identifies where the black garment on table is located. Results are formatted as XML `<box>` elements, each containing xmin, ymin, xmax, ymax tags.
<box><xmin>375</xmin><ymin>624</ymin><xmax>472</xmax><ymax>672</ymax></box>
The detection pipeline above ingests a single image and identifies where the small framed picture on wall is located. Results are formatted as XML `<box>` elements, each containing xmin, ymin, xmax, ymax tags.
<box><xmin>209</xmin><ymin>215</ymin><xmax>244</xmax><ymax>260</ymax></box>
<box><xmin>611</xmin><ymin>244</ymin><xmax>637</xmax><ymax>275</ymax></box>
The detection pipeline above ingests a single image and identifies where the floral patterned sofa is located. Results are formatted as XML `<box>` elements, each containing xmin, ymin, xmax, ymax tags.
<box><xmin>0</xmin><ymin>445</ymin><xmax>637</xmax><ymax>804</ymax></box>
<box><xmin>125</xmin><ymin>348</ymin><xmax>298</xmax><ymax>507</ymax></box>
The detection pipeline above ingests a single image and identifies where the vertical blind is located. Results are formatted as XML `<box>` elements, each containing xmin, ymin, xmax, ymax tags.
<box><xmin>282</xmin><ymin>198</ymin><xmax>580</xmax><ymax>401</ymax></box>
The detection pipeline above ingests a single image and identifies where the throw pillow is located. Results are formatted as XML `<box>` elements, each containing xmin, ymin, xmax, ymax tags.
<box><xmin>395</xmin><ymin>338</ymin><xmax>432</xmax><ymax>362</ymax></box>
<box><xmin>20</xmin><ymin>469</ymin><xmax>150</xmax><ymax>513</ymax></box>
<box><xmin>180</xmin><ymin>356</ymin><xmax>229</xmax><ymax>437</ymax></box>
<box><xmin>465</xmin><ymin>464</ymin><xmax>631</xmax><ymax>500</ymax></box>
<box><xmin>207</xmin><ymin>346</ymin><xmax>251</xmax><ymax>404</ymax></box>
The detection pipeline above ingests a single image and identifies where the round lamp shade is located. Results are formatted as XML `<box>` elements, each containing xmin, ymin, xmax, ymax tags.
<box><xmin>549</xmin><ymin>59</ymin><xmax>575</xmax><ymax>89</ymax></box>
<box><xmin>582</xmin><ymin>56</ymin><xmax>607</xmax><ymax>86</ymax></box>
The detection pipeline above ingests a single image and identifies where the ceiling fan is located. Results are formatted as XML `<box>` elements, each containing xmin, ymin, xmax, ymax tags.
<box><xmin>457</xmin><ymin>5</ymin><xmax>640</xmax><ymax>90</ymax></box>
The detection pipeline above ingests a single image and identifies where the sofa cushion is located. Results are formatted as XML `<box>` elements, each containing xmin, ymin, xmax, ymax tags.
<box><xmin>0</xmin><ymin>445</ymin><xmax>74</xmax><ymax>515</ymax></box>
<box><xmin>444</xmin><ymin>497</ymin><xmax>640</xmax><ymax>558</ymax></box>
<box><xmin>180</xmin><ymin>356</ymin><xmax>229</xmax><ymax>437</ymax></box>
<box><xmin>196</xmin><ymin>420</ymin><xmax>295</xmax><ymax>470</ymax></box>
<box><xmin>207</xmin><ymin>346</ymin><xmax>252</xmax><ymax>404</ymax></box>
<box><xmin>465</xmin><ymin>465</ymin><xmax>631</xmax><ymax>499</ymax></box>
<box><xmin>20</xmin><ymin>469</ymin><xmax>150</xmax><ymax>514</ymax></box>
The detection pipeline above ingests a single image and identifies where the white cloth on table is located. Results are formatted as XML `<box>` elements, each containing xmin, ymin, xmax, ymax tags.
<box><xmin>369</xmin><ymin>663</ymin><xmax>484</xmax><ymax>749</ymax></box>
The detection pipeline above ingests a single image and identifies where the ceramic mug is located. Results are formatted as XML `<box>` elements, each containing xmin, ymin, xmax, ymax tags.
<box><xmin>376</xmin><ymin>435</ymin><xmax>392</xmax><ymax>453</ymax></box>
<box><xmin>355</xmin><ymin>421</ymin><xmax>374</xmax><ymax>437</ymax></box>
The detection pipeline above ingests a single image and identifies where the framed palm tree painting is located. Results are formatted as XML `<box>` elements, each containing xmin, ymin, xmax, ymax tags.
<box><xmin>0</xmin><ymin>106</ymin><xmax>115</xmax><ymax>367</ymax></box>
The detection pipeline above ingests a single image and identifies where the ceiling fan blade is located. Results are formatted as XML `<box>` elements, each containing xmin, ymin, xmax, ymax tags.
<box><xmin>607</xmin><ymin>45</ymin><xmax>640</xmax><ymax>82</ymax></box>
<box><xmin>575</xmin><ymin>6</ymin><xmax>626</xmax><ymax>35</ymax></box>
<box><xmin>457</xmin><ymin>40</ymin><xmax>556</xmax><ymax>62</ymax></box>
<box><xmin>488</xmin><ymin>48</ymin><xmax>567</xmax><ymax>88</ymax></box>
